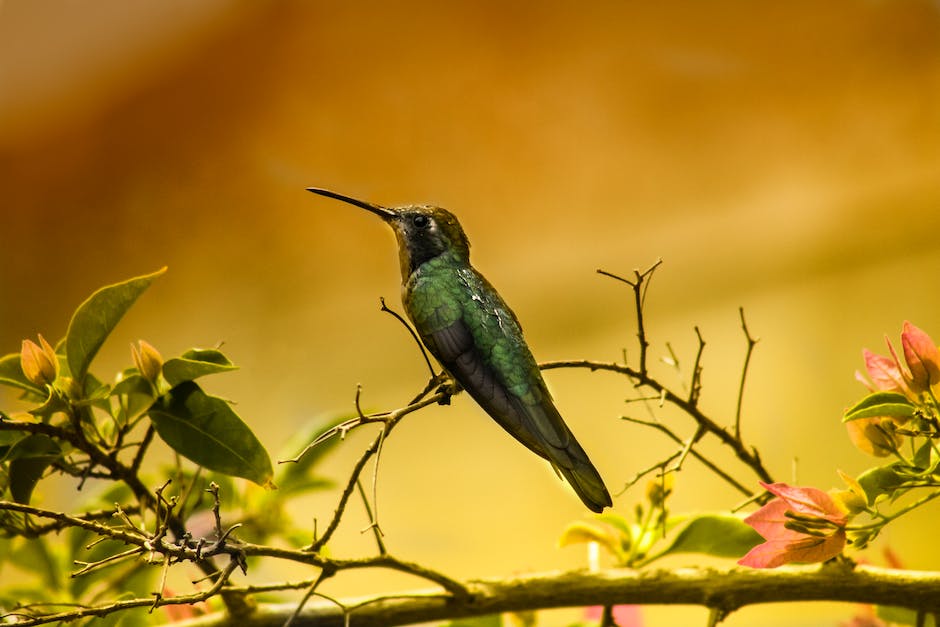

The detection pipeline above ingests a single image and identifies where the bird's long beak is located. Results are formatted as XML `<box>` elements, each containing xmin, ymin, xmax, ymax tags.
<box><xmin>306</xmin><ymin>187</ymin><xmax>397</xmax><ymax>220</ymax></box>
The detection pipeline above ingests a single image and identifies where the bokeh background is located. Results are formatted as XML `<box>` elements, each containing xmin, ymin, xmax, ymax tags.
<box><xmin>3</xmin><ymin>2</ymin><xmax>940</xmax><ymax>625</ymax></box>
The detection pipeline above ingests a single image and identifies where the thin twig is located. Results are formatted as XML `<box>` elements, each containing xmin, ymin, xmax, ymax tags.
<box><xmin>620</xmin><ymin>416</ymin><xmax>753</xmax><ymax>497</ymax></box>
<box><xmin>689</xmin><ymin>326</ymin><xmax>705</xmax><ymax>407</ymax></box>
<box><xmin>284</xmin><ymin>568</ymin><xmax>336</xmax><ymax>627</ymax></box>
<box><xmin>597</xmin><ymin>259</ymin><xmax>661</xmax><ymax>377</ymax></box>
<box><xmin>620</xmin><ymin>456</ymin><xmax>676</xmax><ymax>493</ymax></box>
<box><xmin>150</xmin><ymin>555</ymin><xmax>172</xmax><ymax>612</ymax></box>
<box><xmin>735</xmin><ymin>307</ymin><xmax>759</xmax><ymax>440</ymax></box>
<box><xmin>380</xmin><ymin>297</ymin><xmax>436</xmax><ymax>378</ymax></box>
<box><xmin>72</xmin><ymin>546</ymin><xmax>145</xmax><ymax>578</ymax></box>
<box><xmin>305</xmin><ymin>428</ymin><xmax>383</xmax><ymax>554</ymax></box>
<box><xmin>304</xmin><ymin>392</ymin><xmax>447</xmax><ymax>553</ymax></box>
<box><xmin>670</xmin><ymin>424</ymin><xmax>706</xmax><ymax>474</ymax></box>
<box><xmin>357</xmin><ymin>478</ymin><xmax>387</xmax><ymax>555</ymax></box>
<box><xmin>542</xmin><ymin>359</ymin><xmax>773</xmax><ymax>485</ymax></box>
<box><xmin>0</xmin><ymin>559</ymin><xmax>240</xmax><ymax>627</ymax></box>
<box><xmin>130</xmin><ymin>424</ymin><xmax>155</xmax><ymax>475</ymax></box>
<box><xmin>206</xmin><ymin>482</ymin><xmax>224</xmax><ymax>536</ymax></box>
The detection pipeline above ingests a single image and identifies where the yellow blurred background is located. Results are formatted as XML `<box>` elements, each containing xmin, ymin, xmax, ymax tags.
<box><xmin>2</xmin><ymin>2</ymin><xmax>940</xmax><ymax>625</ymax></box>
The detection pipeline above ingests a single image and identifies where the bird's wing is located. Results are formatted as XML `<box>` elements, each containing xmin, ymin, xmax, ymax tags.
<box><xmin>408</xmin><ymin>266</ymin><xmax>612</xmax><ymax>512</ymax></box>
<box><xmin>419</xmin><ymin>312</ymin><xmax>557</xmax><ymax>458</ymax></box>
<box><xmin>422</xmin><ymin>311</ymin><xmax>611</xmax><ymax>512</ymax></box>
<box><xmin>415</xmin><ymin>267</ymin><xmax>575</xmax><ymax>464</ymax></box>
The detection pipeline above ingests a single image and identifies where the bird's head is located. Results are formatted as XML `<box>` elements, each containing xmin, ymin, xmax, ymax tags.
<box><xmin>308</xmin><ymin>187</ymin><xmax>470</xmax><ymax>279</ymax></box>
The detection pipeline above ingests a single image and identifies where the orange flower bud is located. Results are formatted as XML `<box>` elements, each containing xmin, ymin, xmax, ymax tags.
<box><xmin>20</xmin><ymin>334</ymin><xmax>59</xmax><ymax>386</ymax></box>
<box><xmin>131</xmin><ymin>340</ymin><xmax>163</xmax><ymax>383</ymax></box>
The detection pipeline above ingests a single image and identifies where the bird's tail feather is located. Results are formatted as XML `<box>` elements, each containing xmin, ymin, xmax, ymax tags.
<box><xmin>553</xmin><ymin>435</ymin><xmax>613</xmax><ymax>514</ymax></box>
<box><xmin>557</xmin><ymin>458</ymin><xmax>612</xmax><ymax>513</ymax></box>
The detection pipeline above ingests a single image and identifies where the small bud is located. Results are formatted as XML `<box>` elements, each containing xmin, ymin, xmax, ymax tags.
<box><xmin>131</xmin><ymin>340</ymin><xmax>163</xmax><ymax>383</ymax></box>
<box><xmin>834</xmin><ymin>470</ymin><xmax>868</xmax><ymax>516</ymax></box>
<box><xmin>645</xmin><ymin>473</ymin><xmax>674</xmax><ymax>508</ymax></box>
<box><xmin>20</xmin><ymin>334</ymin><xmax>59</xmax><ymax>386</ymax></box>
<box><xmin>829</xmin><ymin>489</ymin><xmax>867</xmax><ymax>516</ymax></box>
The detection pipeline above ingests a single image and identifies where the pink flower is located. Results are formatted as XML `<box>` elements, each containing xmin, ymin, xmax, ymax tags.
<box><xmin>857</xmin><ymin>321</ymin><xmax>940</xmax><ymax>399</ymax></box>
<box><xmin>856</xmin><ymin>349</ymin><xmax>910</xmax><ymax>396</ymax></box>
<box><xmin>900</xmin><ymin>321</ymin><xmax>940</xmax><ymax>393</ymax></box>
<box><xmin>849</xmin><ymin>322</ymin><xmax>939</xmax><ymax>455</ymax></box>
<box><xmin>738</xmin><ymin>482</ymin><xmax>848</xmax><ymax>569</ymax></box>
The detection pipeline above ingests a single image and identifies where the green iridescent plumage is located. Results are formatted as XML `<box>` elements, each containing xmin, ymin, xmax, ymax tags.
<box><xmin>309</xmin><ymin>187</ymin><xmax>612</xmax><ymax>512</ymax></box>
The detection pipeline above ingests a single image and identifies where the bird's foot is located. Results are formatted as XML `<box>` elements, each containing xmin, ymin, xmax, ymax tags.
<box><xmin>435</xmin><ymin>373</ymin><xmax>460</xmax><ymax>405</ymax></box>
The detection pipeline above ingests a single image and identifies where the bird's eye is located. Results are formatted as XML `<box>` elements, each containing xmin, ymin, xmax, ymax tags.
<box><xmin>412</xmin><ymin>214</ymin><xmax>430</xmax><ymax>229</ymax></box>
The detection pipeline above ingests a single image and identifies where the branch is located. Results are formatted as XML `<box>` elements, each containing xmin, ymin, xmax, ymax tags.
<box><xmin>3</xmin><ymin>560</ymin><xmax>241</xmax><ymax>627</ymax></box>
<box><xmin>597</xmin><ymin>259</ymin><xmax>661</xmax><ymax>377</ymax></box>
<box><xmin>304</xmin><ymin>391</ymin><xmax>449</xmax><ymax>553</ymax></box>
<box><xmin>380</xmin><ymin>296</ymin><xmax>436</xmax><ymax>378</ymax></box>
<box><xmin>237</xmin><ymin>543</ymin><xmax>469</xmax><ymax>600</ymax></box>
<box><xmin>620</xmin><ymin>416</ymin><xmax>753</xmax><ymax>497</ymax></box>
<box><xmin>540</xmin><ymin>359</ymin><xmax>774</xmax><ymax>484</ymax></box>
<box><xmin>0</xmin><ymin>411</ymin><xmax>232</xmax><ymax>601</ymax></box>
<box><xmin>167</xmin><ymin>565</ymin><xmax>940</xmax><ymax>627</ymax></box>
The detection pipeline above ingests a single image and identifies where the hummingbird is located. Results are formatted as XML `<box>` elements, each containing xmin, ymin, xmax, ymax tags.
<box><xmin>308</xmin><ymin>187</ymin><xmax>612</xmax><ymax>513</ymax></box>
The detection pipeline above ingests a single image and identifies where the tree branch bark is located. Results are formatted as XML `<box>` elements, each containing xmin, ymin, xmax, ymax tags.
<box><xmin>171</xmin><ymin>564</ymin><xmax>940</xmax><ymax>627</ymax></box>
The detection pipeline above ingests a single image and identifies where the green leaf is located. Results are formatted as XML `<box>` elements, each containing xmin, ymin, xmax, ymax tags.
<box><xmin>593</xmin><ymin>511</ymin><xmax>634</xmax><ymax>542</ymax></box>
<box><xmin>27</xmin><ymin>387</ymin><xmax>70</xmax><ymax>419</ymax></box>
<box><xmin>649</xmin><ymin>513</ymin><xmax>762</xmax><ymax>562</ymax></box>
<box><xmin>7</xmin><ymin>435</ymin><xmax>61</xmax><ymax>504</ymax></box>
<box><xmin>65</xmin><ymin>268</ymin><xmax>166</xmax><ymax>382</ymax></box>
<box><xmin>111</xmin><ymin>374</ymin><xmax>157</xmax><ymax>423</ymax></box>
<box><xmin>558</xmin><ymin>520</ymin><xmax>622</xmax><ymax>560</ymax></box>
<box><xmin>162</xmin><ymin>348</ymin><xmax>237</xmax><ymax>387</ymax></box>
<box><xmin>10</xmin><ymin>457</ymin><xmax>53</xmax><ymax>503</ymax></box>
<box><xmin>0</xmin><ymin>353</ymin><xmax>44</xmax><ymax>396</ymax></box>
<box><xmin>843</xmin><ymin>391</ymin><xmax>916</xmax><ymax>422</ymax></box>
<box><xmin>856</xmin><ymin>464</ymin><xmax>909</xmax><ymax>504</ymax></box>
<box><xmin>148</xmin><ymin>381</ymin><xmax>273</xmax><ymax>486</ymax></box>
<box><xmin>912</xmin><ymin>440</ymin><xmax>940</xmax><ymax>475</ymax></box>
<box><xmin>2</xmin><ymin>433</ymin><xmax>61</xmax><ymax>462</ymax></box>
<box><xmin>0</xmin><ymin>430</ymin><xmax>25</xmax><ymax>454</ymax></box>
<box><xmin>111</xmin><ymin>373</ymin><xmax>154</xmax><ymax>398</ymax></box>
